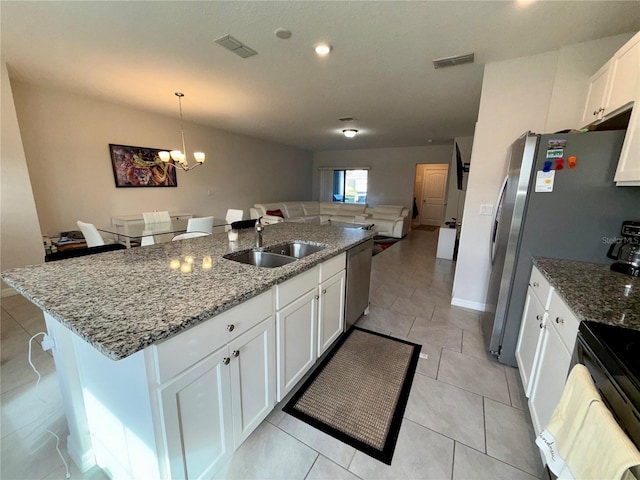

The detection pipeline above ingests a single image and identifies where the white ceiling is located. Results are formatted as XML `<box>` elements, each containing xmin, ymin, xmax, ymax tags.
<box><xmin>2</xmin><ymin>1</ymin><xmax>639</xmax><ymax>152</ymax></box>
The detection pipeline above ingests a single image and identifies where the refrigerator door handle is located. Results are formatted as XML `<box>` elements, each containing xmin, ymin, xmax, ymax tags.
<box><xmin>490</xmin><ymin>175</ymin><xmax>509</xmax><ymax>264</ymax></box>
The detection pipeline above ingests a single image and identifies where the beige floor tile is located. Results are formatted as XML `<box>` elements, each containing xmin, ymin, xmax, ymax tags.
<box><xmin>213</xmin><ymin>421</ymin><xmax>318</xmax><ymax>479</ymax></box>
<box><xmin>1</xmin><ymin>331</ymin><xmax>55</xmax><ymax>395</ymax></box>
<box><xmin>431</xmin><ymin>304</ymin><xmax>483</xmax><ymax>334</ymax></box>
<box><xmin>453</xmin><ymin>443</ymin><xmax>542</xmax><ymax>480</ymax></box>
<box><xmin>462</xmin><ymin>330</ymin><xmax>493</xmax><ymax>361</ymax></box>
<box><xmin>373</xmin><ymin>281</ymin><xmax>414</xmax><ymax>299</ymax></box>
<box><xmin>368</xmin><ymin>289</ymin><xmax>396</xmax><ymax>309</ymax></box>
<box><xmin>306</xmin><ymin>455</ymin><xmax>361</xmax><ymax>480</ymax></box>
<box><xmin>405</xmin><ymin>375</ymin><xmax>485</xmax><ymax>452</ymax></box>
<box><xmin>413</xmin><ymin>340</ymin><xmax>442</xmax><ymax>379</ymax></box>
<box><xmin>277</xmin><ymin>414</ymin><xmax>356</xmax><ymax>468</ymax></box>
<box><xmin>437</xmin><ymin>349</ymin><xmax>511</xmax><ymax>405</ymax></box>
<box><xmin>389</xmin><ymin>295</ymin><xmax>436</xmax><ymax>319</ymax></box>
<box><xmin>348</xmin><ymin>419</ymin><xmax>453</xmax><ymax>480</ymax></box>
<box><xmin>484</xmin><ymin>398</ymin><xmax>545</xmax><ymax>478</ymax></box>
<box><xmin>408</xmin><ymin>319</ymin><xmax>463</xmax><ymax>352</ymax></box>
<box><xmin>505</xmin><ymin>365</ymin><xmax>528</xmax><ymax>411</ymax></box>
<box><xmin>355</xmin><ymin>306</ymin><xmax>414</xmax><ymax>337</ymax></box>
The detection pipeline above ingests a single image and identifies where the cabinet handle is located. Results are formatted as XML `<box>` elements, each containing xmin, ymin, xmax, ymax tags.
<box><xmin>227</xmin><ymin>324</ymin><xmax>235</xmax><ymax>332</ymax></box>
<box><xmin>593</xmin><ymin>110</ymin><xmax>598</xmax><ymax>116</ymax></box>
<box><xmin>222</xmin><ymin>357</ymin><xmax>230</xmax><ymax>365</ymax></box>
<box><xmin>539</xmin><ymin>322</ymin><xmax>544</xmax><ymax>329</ymax></box>
<box><xmin>555</xmin><ymin>317</ymin><xmax>564</xmax><ymax>324</ymax></box>
<box><xmin>322</xmin><ymin>289</ymin><xmax>327</xmax><ymax>295</ymax></box>
<box><xmin>232</xmin><ymin>350</ymin><xmax>240</xmax><ymax>357</ymax></box>
<box><xmin>315</xmin><ymin>295</ymin><xmax>320</xmax><ymax>300</ymax></box>
<box><xmin>532</xmin><ymin>282</ymin><xmax>539</xmax><ymax>287</ymax></box>
<box><xmin>536</xmin><ymin>314</ymin><xmax>540</xmax><ymax>321</ymax></box>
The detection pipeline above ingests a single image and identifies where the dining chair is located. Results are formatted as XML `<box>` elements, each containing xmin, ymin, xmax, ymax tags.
<box><xmin>187</xmin><ymin>216</ymin><xmax>214</xmax><ymax>234</ymax></box>
<box><xmin>143</xmin><ymin>211</ymin><xmax>171</xmax><ymax>224</ymax></box>
<box><xmin>77</xmin><ymin>220</ymin><xmax>106</xmax><ymax>248</ymax></box>
<box><xmin>140</xmin><ymin>229</ymin><xmax>155</xmax><ymax>246</ymax></box>
<box><xmin>172</xmin><ymin>232</ymin><xmax>211</xmax><ymax>241</ymax></box>
<box><xmin>225</xmin><ymin>209</ymin><xmax>244</xmax><ymax>232</ymax></box>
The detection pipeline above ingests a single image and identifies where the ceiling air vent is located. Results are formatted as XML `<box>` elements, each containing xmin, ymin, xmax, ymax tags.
<box><xmin>432</xmin><ymin>53</ymin><xmax>474</xmax><ymax>69</ymax></box>
<box><xmin>214</xmin><ymin>34</ymin><xmax>258</xmax><ymax>59</ymax></box>
<box><xmin>339</xmin><ymin>117</ymin><xmax>357</xmax><ymax>122</ymax></box>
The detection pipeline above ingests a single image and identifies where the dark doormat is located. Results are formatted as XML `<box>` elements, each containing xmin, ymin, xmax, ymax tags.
<box><xmin>283</xmin><ymin>327</ymin><xmax>421</xmax><ymax>465</ymax></box>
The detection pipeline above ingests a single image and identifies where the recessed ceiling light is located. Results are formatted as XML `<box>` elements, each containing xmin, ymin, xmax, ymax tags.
<box><xmin>315</xmin><ymin>43</ymin><xmax>332</xmax><ymax>56</ymax></box>
<box><xmin>342</xmin><ymin>129</ymin><xmax>358</xmax><ymax>138</ymax></box>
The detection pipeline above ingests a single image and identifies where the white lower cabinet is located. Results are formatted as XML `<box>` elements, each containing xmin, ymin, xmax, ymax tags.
<box><xmin>317</xmin><ymin>270</ymin><xmax>346</xmax><ymax>357</ymax></box>
<box><xmin>525</xmin><ymin>289</ymin><xmax>580</xmax><ymax>435</ymax></box>
<box><xmin>160</xmin><ymin>316</ymin><xmax>275</xmax><ymax>478</ymax></box>
<box><xmin>275</xmin><ymin>288</ymin><xmax>318</xmax><ymax>401</ymax></box>
<box><xmin>515</xmin><ymin>286</ymin><xmax>547</xmax><ymax>396</ymax></box>
<box><xmin>161</xmin><ymin>346</ymin><xmax>234</xmax><ymax>479</ymax></box>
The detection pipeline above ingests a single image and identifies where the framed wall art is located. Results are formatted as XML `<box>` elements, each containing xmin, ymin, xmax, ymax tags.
<box><xmin>109</xmin><ymin>144</ymin><xmax>178</xmax><ymax>188</ymax></box>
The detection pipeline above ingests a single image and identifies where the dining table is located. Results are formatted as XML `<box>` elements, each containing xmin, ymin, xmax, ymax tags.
<box><xmin>97</xmin><ymin>219</ymin><xmax>227</xmax><ymax>247</ymax></box>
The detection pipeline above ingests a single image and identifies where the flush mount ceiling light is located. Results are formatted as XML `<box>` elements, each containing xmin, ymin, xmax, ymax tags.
<box><xmin>158</xmin><ymin>93</ymin><xmax>205</xmax><ymax>171</ymax></box>
<box><xmin>275</xmin><ymin>28</ymin><xmax>292</xmax><ymax>39</ymax></box>
<box><xmin>314</xmin><ymin>43</ymin><xmax>332</xmax><ymax>56</ymax></box>
<box><xmin>342</xmin><ymin>129</ymin><xmax>358</xmax><ymax>138</ymax></box>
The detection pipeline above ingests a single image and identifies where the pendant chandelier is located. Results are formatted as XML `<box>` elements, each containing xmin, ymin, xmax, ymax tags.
<box><xmin>159</xmin><ymin>92</ymin><xmax>205</xmax><ymax>171</ymax></box>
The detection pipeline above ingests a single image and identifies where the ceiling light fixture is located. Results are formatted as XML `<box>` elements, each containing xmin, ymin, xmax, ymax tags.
<box><xmin>159</xmin><ymin>93</ymin><xmax>205</xmax><ymax>172</ymax></box>
<box><xmin>314</xmin><ymin>43</ymin><xmax>332</xmax><ymax>56</ymax></box>
<box><xmin>342</xmin><ymin>129</ymin><xmax>358</xmax><ymax>138</ymax></box>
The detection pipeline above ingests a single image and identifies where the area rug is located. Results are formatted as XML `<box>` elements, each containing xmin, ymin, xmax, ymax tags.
<box><xmin>372</xmin><ymin>235</ymin><xmax>400</xmax><ymax>256</ymax></box>
<box><xmin>413</xmin><ymin>225</ymin><xmax>439</xmax><ymax>231</ymax></box>
<box><xmin>283</xmin><ymin>327</ymin><xmax>421</xmax><ymax>465</ymax></box>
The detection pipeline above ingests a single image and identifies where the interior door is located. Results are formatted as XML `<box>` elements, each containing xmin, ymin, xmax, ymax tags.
<box><xmin>420</xmin><ymin>165</ymin><xmax>449</xmax><ymax>226</ymax></box>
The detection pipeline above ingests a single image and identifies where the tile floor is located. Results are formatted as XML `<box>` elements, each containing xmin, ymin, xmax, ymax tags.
<box><xmin>1</xmin><ymin>229</ymin><xmax>547</xmax><ymax>479</ymax></box>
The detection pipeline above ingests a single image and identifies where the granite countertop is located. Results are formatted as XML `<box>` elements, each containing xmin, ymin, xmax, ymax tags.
<box><xmin>533</xmin><ymin>257</ymin><xmax>640</xmax><ymax>331</ymax></box>
<box><xmin>1</xmin><ymin>223</ymin><xmax>374</xmax><ymax>360</ymax></box>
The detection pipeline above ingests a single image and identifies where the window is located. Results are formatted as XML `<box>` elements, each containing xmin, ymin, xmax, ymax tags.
<box><xmin>320</xmin><ymin>168</ymin><xmax>368</xmax><ymax>204</ymax></box>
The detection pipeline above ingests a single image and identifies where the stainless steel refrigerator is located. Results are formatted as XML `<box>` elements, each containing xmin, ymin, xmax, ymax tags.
<box><xmin>483</xmin><ymin>130</ymin><xmax>640</xmax><ymax>367</ymax></box>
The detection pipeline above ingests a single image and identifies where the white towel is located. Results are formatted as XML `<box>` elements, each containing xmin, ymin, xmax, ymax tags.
<box><xmin>558</xmin><ymin>401</ymin><xmax>640</xmax><ymax>480</ymax></box>
<box><xmin>535</xmin><ymin>364</ymin><xmax>602</xmax><ymax>474</ymax></box>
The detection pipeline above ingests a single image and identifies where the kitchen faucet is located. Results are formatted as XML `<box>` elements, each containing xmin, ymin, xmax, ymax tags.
<box><xmin>255</xmin><ymin>216</ymin><xmax>264</xmax><ymax>248</ymax></box>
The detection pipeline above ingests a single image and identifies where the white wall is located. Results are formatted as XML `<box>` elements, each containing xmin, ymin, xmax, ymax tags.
<box><xmin>1</xmin><ymin>64</ymin><xmax>44</xmax><ymax>296</ymax></box>
<box><xmin>452</xmin><ymin>34</ymin><xmax>633</xmax><ymax>311</ymax></box>
<box><xmin>312</xmin><ymin>145</ymin><xmax>453</xmax><ymax>210</ymax></box>
<box><xmin>11</xmin><ymin>82</ymin><xmax>313</xmax><ymax>236</ymax></box>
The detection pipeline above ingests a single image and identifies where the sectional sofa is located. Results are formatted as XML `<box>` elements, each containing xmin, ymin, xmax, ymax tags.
<box><xmin>250</xmin><ymin>201</ymin><xmax>410</xmax><ymax>238</ymax></box>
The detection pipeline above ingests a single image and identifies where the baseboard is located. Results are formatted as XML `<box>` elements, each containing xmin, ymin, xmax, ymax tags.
<box><xmin>451</xmin><ymin>297</ymin><xmax>487</xmax><ymax>312</ymax></box>
<box><xmin>67</xmin><ymin>434</ymin><xmax>96</xmax><ymax>473</ymax></box>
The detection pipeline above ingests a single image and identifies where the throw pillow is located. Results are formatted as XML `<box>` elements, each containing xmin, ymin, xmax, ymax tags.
<box><xmin>266</xmin><ymin>209</ymin><xmax>285</xmax><ymax>218</ymax></box>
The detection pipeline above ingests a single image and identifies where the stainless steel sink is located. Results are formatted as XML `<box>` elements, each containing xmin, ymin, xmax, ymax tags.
<box><xmin>224</xmin><ymin>251</ymin><xmax>297</xmax><ymax>268</ymax></box>
<box><xmin>263</xmin><ymin>242</ymin><xmax>326</xmax><ymax>258</ymax></box>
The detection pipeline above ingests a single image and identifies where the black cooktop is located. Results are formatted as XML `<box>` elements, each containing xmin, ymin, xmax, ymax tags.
<box><xmin>579</xmin><ymin>321</ymin><xmax>640</xmax><ymax>394</ymax></box>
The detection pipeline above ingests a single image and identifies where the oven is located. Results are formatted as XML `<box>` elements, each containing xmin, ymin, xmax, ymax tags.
<box><xmin>573</xmin><ymin>321</ymin><xmax>640</xmax><ymax>450</ymax></box>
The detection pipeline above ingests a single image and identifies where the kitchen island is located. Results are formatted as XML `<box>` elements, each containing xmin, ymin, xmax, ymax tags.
<box><xmin>1</xmin><ymin>223</ymin><xmax>375</xmax><ymax>479</ymax></box>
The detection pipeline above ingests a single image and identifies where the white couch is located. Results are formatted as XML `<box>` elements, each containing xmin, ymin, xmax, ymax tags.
<box><xmin>250</xmin><ymin>201</ymin><xmax>410</xmax><ymax>238</ymax></box>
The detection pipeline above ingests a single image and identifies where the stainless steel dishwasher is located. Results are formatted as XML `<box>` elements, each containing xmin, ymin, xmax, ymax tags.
<box><xmin>344</xmin><ymin>238</ymin><xmax>374</xmax><ymax>329</ymax></box>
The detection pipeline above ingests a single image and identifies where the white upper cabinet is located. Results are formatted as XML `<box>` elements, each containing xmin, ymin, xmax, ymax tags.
<box><xmin>581</xmin><ymin>61</ymin><xmax>611</xmax><ymax>125</ymax></box>
<box><xmin>605</xmin><ymin>32</ymin><xmax>640</xmax><ymax>118</ymax></box>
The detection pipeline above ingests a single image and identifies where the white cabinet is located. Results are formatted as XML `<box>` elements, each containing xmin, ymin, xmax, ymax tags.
<box><xmin>614</xmin><ymin>94</ymin><xmax>640</xmax><ymax>186</ymax></box>
<box><xmin>161</xmin><ymin>346</ymin><xmax>234</xmax><ymax>479</ymax></box>
<box><xmin>581</xmin><ymin>61</ymin><xmax>611</xmax><ymax>125</ymax></box>
<box><xmin>516</xmin><ymin>266</ymin><xmax>554</xmax><ymax>396</ymax></box>
<box><xmin>159</xmin><ymin>304</ymin><xmax>276</xmax><ymax>479</ymax></box>
<box><xmin>605</xmin><ymin>32</ymin><xmax>640</xmax><ymax>118</ymax></box>
<box><xmin>318</xmin><ymin>270</ymin><xmax>346</xmax><ymax>356</ymax></box>
<box><xmin>274</xmin><ymin>253</ymin><xmax>347</xmax><ymax>401</ymax></box>
<box><xmin>526</xmin><ymin>288</ymin><xmax>580</xmax><ymax>435</ymax></box>
<box><xmin>515</xmin><ymin>286</ymin><xmax>547</xmax><ymax>396</ymax></box>
<box><xmin>275</xmin><ymin>287</ymin><xmax>318</xmax><ymax>401</ymax></box>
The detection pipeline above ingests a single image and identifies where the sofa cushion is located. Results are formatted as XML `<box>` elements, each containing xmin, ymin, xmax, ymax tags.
<box><xmin>301</xmin><ymin>201</ymin><xmax>320</xmax><ymax>215</ymax></box>
<box><xmin>282</xmin><ymin>202</ymin><xmax>305</xmax><ymax>218</ymax></box>
<box><xmin>339</xmin><ymin>204</ymin><xmax>367</xmax><ymax>215</ymax></box>
<box><xmin>372</xmin><ymin>205</ymin><xmax>403</xmax><ymax>217</ymax></box>
<box><xmin>320</xmin><ymin>202</ymin><xmax>341</xmax><ymax>215</ymax></box>
<box><xmin>372</xmin><ymin>212</ymin><xmax>401</xmax><ymax>220</ymax></box>
<box><xmin>266</xmin><ymin>209</ymin><xmax>285</xmax><ymax>218</ymax></box>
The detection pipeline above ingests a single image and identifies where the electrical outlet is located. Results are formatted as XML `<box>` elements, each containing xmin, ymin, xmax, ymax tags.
<box><xmin>480</xmin><ymin>204</ymin><xmax>493</xmax><ymax>216</ymax></box>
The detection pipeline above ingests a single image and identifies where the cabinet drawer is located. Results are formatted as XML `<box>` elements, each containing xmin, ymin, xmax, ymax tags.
<box><xmin>153</xmin><ymin>291</ymin><xmax>272</xmax><ymax>383</ymax></box>
<box><xmin>275</xmin><ymin>266</ymin><xmax>318</xmax><ymax>310</ymax></box>
<box><xmin>319</xmin><ymin>253</ymin><xmax>346</xmax><ymax>283</ymax></box>
<box><xmin>548</xmin><ymin>291</ymin><xmax>580</xmax><ymax>352</ymax></box>
<box><xmin>529</xmin><ymin>266</ymin><xmax>553</xmax><ymax>309</ymax></box>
